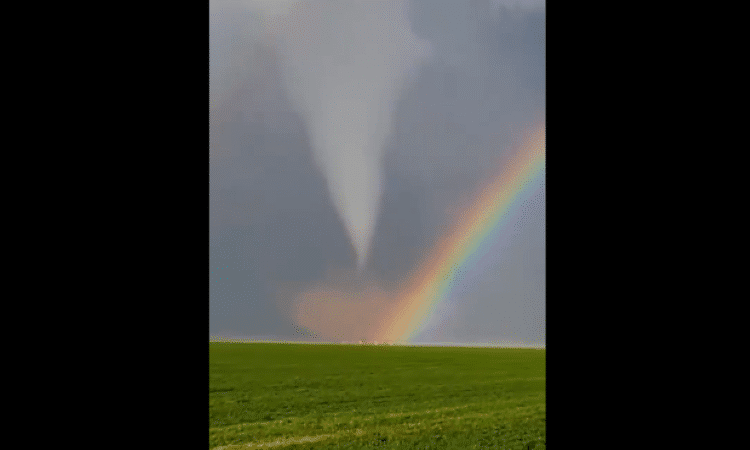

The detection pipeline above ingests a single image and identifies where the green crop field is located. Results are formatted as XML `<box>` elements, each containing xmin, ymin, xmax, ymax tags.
<box><xmin>209</xmin><ymin>343</ymin><xmax>545</xmax><ymax>449</ymax></box>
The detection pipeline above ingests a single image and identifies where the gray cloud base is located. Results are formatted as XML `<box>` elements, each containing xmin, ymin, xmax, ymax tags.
<box><xmin>209</xmin><ymin>0</ymin><xmax>545</xmax><ymax>345</ymax></box>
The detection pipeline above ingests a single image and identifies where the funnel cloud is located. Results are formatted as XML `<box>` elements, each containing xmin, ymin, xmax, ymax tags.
<box><xmin>257</xmin><ymin>0</ymin><xmax>432</xmax><ymax>270</ymax></box>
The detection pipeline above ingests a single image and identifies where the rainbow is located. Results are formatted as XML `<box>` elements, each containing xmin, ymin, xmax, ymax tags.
<box><xmin>376</xmin><ymin>123</ymin><xmax>546</xmax><ymax>343</ymax></box>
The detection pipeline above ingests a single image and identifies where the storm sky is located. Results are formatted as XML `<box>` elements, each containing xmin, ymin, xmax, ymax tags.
<box><xmin>209</xmin><ymin>0</ymin><xmax>545</xmax><ymax>346</ymax></box>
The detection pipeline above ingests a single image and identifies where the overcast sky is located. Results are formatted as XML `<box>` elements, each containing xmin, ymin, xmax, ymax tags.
<box><xmin>209</xmin><ymin>0</ymin><xmax>545</xmax><ymax>346</ymax></box>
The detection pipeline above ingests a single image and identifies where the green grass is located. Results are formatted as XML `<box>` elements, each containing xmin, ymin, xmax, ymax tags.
<box><xmin>209</xmin><ymin>343</ymin><xmax>545</xmax><ymax>449</ymax></box>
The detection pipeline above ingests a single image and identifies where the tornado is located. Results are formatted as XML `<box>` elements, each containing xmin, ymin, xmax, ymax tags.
<box><xmin>248</xmin><ymin>0</ymin><xmax>432</xmax><ymax>271</ymax></box>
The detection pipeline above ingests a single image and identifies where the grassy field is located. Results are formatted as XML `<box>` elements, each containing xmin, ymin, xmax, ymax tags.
<box><xmin>209</xmin><ymin>343</ymin><xmax>545</xmax><ymax>449</ymax></box>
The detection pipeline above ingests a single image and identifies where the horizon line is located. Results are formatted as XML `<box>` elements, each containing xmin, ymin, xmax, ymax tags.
<box><xmin>209</xmin><ymin>336</ymin><xmax>545</xmax><ymax>348</ymax></box>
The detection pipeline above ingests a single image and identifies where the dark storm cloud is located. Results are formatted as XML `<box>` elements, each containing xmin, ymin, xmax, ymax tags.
<box><xmin>370</xmin><ymin>0</ymin><xmax>545</xmax><ymax>286</ymax></box>
<box><xmin>209</xmin><ymin>0</ymin><xmax>545</xmax><ymax>344</ymax></box>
